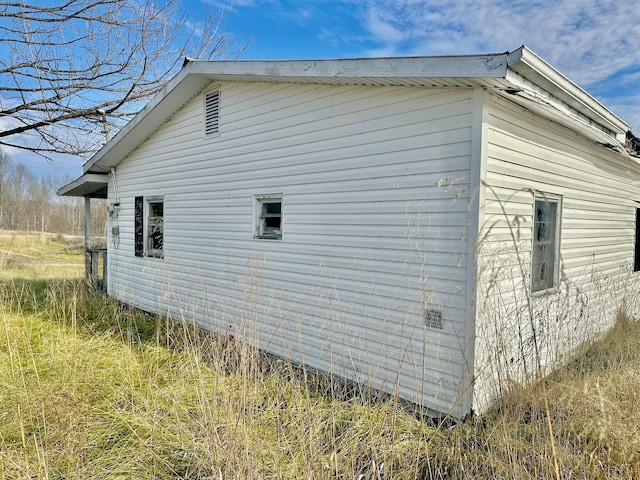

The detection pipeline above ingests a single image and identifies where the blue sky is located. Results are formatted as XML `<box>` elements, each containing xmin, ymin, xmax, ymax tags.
<box><xmin>198</xmin><ymin>0</ymin><xmax>640</xmax><ymax>127</ymax></box>
<box><xmin>25</xmin><ymin>0</ymin><xmax>640</xmax><ymax>178</ymax></box>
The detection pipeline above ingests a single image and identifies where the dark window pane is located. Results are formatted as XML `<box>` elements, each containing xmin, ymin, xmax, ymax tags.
<box><xmin>147</xmin><ymin>200</ymin><xmax>164</xmax><ymax>257</ymax></box>
<box><xmin>265</xmin><ymin>217</ymin><xmax>281</xmax><ymax>229</ymax></box>
<box><xmin>149</xmin><ymin>202</ymin><xmax>163</xmax><ymax>218</ymax></box>
<box><xmin>263</xmin><ymin>202</ymin><xmax>281</xmax><ymax>215</ymax></box>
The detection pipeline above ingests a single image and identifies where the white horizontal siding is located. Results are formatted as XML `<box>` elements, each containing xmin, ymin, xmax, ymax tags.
<box><xmin>473</xmin><ymin>93</ymin><xmax>640</xmax><ymax>411</ymax></box>
<box><xmin>107</xmin><ymin>83</ymin><xmax>476</xmax><ymax>417</ymax></box>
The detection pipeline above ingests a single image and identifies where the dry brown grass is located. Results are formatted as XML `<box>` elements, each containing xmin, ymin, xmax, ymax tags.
<box><xmin>0</xmin><ymin>231</ymin><xmax>83</xmax><ymax>280</ymax></box>
<box><xmin>1</xmin><ymin>232</ymin><xmax>640</xmax><ymax>478</ymax></box>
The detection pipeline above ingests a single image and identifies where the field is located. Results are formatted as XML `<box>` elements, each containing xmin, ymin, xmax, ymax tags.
<box><xmin>1</xmin><ymin>232</ymin><xmax>639</xmax><ymax>479</ymax></box>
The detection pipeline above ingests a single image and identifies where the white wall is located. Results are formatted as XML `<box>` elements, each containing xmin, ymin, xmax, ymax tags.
<box><xmin>107</xmin><ymin>82</ymin><xmax>477</xmax><ymax>417</ymax></box>
<box><xmin>473</xmin><ymin>92</ymin><xmax>640</xmax><ymax>411</ymax></box>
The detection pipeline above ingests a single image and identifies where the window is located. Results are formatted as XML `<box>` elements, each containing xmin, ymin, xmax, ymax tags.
<box><xmin>254</xmin><ymin>195</ymin><xmax>282</xmax><ymax>240</ymax></box>
<box><xmin>203</xmin><ymin>89</ymin><xmax>220</xmax><ymax>137</ymax></box>
<box><xmin>531</xmin><ymin>194</ymin><xmax>561</xmax><ymax>293</ymax></box>
<box><xmin>146</xmin><ymin>199</ymin><xmax>164</xmax><ymax>257</ymax></box>
<box><xmin>134</xmin><ymin>196</ymin><xmax>164</xmax><ymax>258</ymax></box>
<box><xmin>634</xmin><ymin>207</ymin><xmax>640</xmax><ymax>272</ymax></box>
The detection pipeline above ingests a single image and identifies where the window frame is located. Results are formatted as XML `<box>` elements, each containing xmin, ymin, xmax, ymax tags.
<box><xmin>135</xmin><ymin>196</ymin><xmax>164</xmax><ymax>259</ymax></box>
<box><xmin>253</xmin><ymin>194</ymin><xmax>283</xmax><ymax>240</ymax></box>
<box><xmin>531</xmin><ymin>192</ymin><xmax>562</xmax><ymax>294</ymax></box>
<box><xmin>145</xmin><ymin>197</ymin><xmax>164</xmax><ymax>258</ymax></box>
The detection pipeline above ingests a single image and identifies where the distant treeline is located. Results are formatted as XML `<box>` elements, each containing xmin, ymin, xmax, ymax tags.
<box><xmin>0</xmin><ymin>152</ymin><xmax>106</xmax><ymax>236</ymax></box>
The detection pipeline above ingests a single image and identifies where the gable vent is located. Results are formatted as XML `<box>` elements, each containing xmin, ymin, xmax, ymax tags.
<box><xmin>204</xmin><ymin>89</ymin><xmax>220</xmax><ymax>136</ymax></box>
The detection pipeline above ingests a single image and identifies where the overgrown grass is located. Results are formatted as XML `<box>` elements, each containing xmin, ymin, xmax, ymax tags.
<box><xmin>1</xmin><ymin>233</ymin><xmax>640</xmax><ymax>478</ymax></box>
<box><xmin>0</xmin><ymin>231</ymin><xmax>83</xmax><ymax>280</ymax></box>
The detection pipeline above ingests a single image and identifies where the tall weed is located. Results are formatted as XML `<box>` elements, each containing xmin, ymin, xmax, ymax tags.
<box><xmin>2</xmin><ymin>234</ymin><xmax>640</xmax><ymax>478</ymax></box>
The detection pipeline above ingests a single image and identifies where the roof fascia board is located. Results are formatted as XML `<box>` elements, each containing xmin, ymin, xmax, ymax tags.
<box><xmin>83</xmin><ymin>62</ymin><xmax>211</xmax><ymax>174</ymax></box>
<box><xmin>503</xmin><ymin>69</ymin><xmax>626</xmax><ymax>141</ymax></box>
<box><xmin>188</xmin><ymin>54</ymin><xmax>509</xmax><ymax>80</ymax></box>
<box><xmin>492</xmin><ymin>88</ymin><xmax>631</xmax><ymax>159</ymax></box>
<box><xmin>507</xmin><ymin>46</ymin><xmax>628</xmax><ymax>137</ymax></box>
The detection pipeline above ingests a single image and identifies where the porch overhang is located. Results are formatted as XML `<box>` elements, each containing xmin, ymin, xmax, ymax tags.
<box><xmin>57</xmin><ymin>173</ymin><xmax>109</xmax><ymax>198</ymax></box>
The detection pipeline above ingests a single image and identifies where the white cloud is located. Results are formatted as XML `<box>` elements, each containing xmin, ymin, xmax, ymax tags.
<box><xmin>605</xmin><ymin>91</ymin><xmax>640</xmax><ymax>134</ymax></box>
<box><xmin>199</xmin><ymin>0</ymin><xmax>258</xmax><ymax>8</ymax></box>
<box><xmin>335</xmin><ymin>0</ymin><xmax>640</xmax><ymax>126</ymax></box>
<box><xmin>364</xmin><ymin>5</ymin><xmax>408</xmax><ymax>45</ymax></box>
<box><xmin>348</xmin><ymin>0</ymin><xmax>640</xmax><ymax>84</ymax></box>
<box><xmin>192</xmin><ymin>0</ymin><xmax>640</xmax><ymax>128</ymax></box>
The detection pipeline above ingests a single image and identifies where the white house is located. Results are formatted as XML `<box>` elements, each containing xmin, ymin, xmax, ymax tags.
<box><xmin>59</xmin><ymin>46</ymin><xmax>640</xmax><ymax>418</ymax></box>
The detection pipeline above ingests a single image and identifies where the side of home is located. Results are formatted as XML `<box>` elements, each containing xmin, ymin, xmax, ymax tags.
<box><xmin>106</xmin><ymin>80</ymin><xmax>480</xmax><ymax>417</ymax></box>
<box><xmin>59</xmin><ymin>48</ymin><xmax>640</xmax><ymax>417</ymax></box>
<box><xmin>473</xmin><ymin>85</ymin><xmax>640</xmax><ymax>411</ymax></box>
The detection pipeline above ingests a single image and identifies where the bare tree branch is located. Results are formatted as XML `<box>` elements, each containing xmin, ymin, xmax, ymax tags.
<box><xmin>0</xmin><ymin>0</ymin><xmax>247</xmax><ymax>161</ymax></box>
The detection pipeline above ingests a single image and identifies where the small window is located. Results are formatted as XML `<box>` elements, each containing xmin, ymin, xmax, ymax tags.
<box><xmin>204</xmin><ymin>89</ymin><xmax>220</xmax><ymax>136</ymax></box>
<box><xmin>634</xmin><ymin>207</ymin><xmax>640</xmax><ymax>272</ymax></box>
<box><xmin>254</xmin><ymin>195</ymin><xmax>282</xmax><ymax>240</ymax></box>
<box><xmin>134</xmin><ymin>196</ymin><xmax>164</xmax><ymax>258</ymax></box>
<box><xmin>531</xmin><ymin>194</ymin><xmax>561</xmax><ymax>293</ymax></box>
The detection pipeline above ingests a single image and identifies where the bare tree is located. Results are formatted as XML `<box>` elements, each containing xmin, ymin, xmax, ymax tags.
<box><xmin>0</xmin><ymin>162</ymin><xmax>36</xmax><ymax>231</ymax></box>
<box><xmin>0</xmin><ymin>150</ymin><xmax>11</xmax><ymax>228</ymax></box>
<box><xmin>0</xmin><ymin>160</ymin><xmax>108</xmax><ymax>235</ymax></box>
<box><xmin>0</xmin><ymin>0</ymin><xmax>245</xmax><ymax>160</ymax></box>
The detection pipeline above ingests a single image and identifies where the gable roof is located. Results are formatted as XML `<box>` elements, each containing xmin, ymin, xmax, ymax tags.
<box><xmin>59</xmin><ymin>45</ymin><xmax>632</xmax><ymax>197</ymax></box>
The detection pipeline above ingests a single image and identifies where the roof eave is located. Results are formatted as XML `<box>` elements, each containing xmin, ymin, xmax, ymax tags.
<box><xmin>83</xmin><ymin>63</ymin><xmax>213</xmax><ymax>174</ymax></box>
<box><xmin>506</xmin><ymin>46</ymin><xmax>628</xmax><ymax>138</ymax></box>
<box><xmin>57</xmin><ymin>173</ymin><xmax>109</xmax><ymax>198</ymax></box>
<box><xmin>83</xmin><ymin>48</ymin><xmax>632</xmax><ymax>173</ymax></box>
<box><xmin>186</xmin><ymin>54</ymin><xmax>509</xmax><ymax>82</ymax></box>
<box><xmin>83</xmin><ymin>54</ymin><xmax>510</xmax><ymax>174</ymax></box>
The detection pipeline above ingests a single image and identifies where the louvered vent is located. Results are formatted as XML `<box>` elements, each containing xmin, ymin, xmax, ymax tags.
<box><xmin>424</xmin><ymin>309</ymin><xmax>444</xmax><ymax>329</ymax></box>
<box><xmin>204</xmin><ymin>90</ymin><xmax>220</xmax><ymax>136</ymax></box>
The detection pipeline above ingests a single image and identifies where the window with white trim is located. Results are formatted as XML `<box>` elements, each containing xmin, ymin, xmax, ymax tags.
<box><xmin>531</xmin><ymin>194</ymin><xmax>561</xmax><ymax>292</ymax></box>
<box><xmin>203</xmin><ymin>89</ymin><xmax>220</xmax><ymax>137</ymax></box>
<box><xmin>135</xmin><ymin>196</ymin><xmax>164</xmax><ymax>258</ymax></box>
<box><xmin>146</xmin><ymin>198</ymin><xmax>164</xmax><ymax>257</ymax></box>
<box><xmin>254</xmin><ymin>195</ymin><xmax>282</xmax><ymax>240</ymax></box>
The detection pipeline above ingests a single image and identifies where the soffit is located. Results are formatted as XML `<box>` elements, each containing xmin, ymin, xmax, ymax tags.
<box><xmin>57</xmin><ymin>173</ymin><xmax>109</xmax><ymax>198</ymax></box>
<box><xmin>507</xmin><ymin>47</ymin><xmax>628</xmax><ymax>135</ymax></box>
